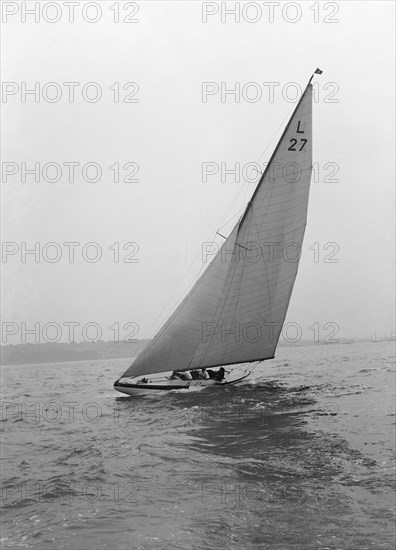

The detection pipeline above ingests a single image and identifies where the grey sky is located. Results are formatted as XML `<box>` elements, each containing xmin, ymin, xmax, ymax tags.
<box><xmin>1</xmin><ymin>1</ymin><xmax>395</xmax><ymax>344</ymax></box>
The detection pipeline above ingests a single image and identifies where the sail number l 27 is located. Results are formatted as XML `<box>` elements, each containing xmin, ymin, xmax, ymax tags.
<box><xmin>288</xmin><ymin>120</ymin><xmax>307</xmax><ymax>151</ymax></box>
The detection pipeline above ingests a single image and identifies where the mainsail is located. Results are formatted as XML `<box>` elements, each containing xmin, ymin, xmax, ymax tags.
<box><xmin>121</xmin><ymin>79</ymin><xmax>313</xmax><ymax>379</ymax></box>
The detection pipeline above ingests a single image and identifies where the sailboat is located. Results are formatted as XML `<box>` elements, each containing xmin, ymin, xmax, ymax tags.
<box><xmin>114</xmin><ymin>69</ymin><xmax>322</xmax><ymax>396</ymax></box>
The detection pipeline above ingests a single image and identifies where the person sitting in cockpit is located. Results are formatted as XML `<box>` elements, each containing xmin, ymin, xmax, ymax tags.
<box><xmin>216</xmin><ymin>367</ymin><xmax>226</xmax><ymax>381</ymax></box>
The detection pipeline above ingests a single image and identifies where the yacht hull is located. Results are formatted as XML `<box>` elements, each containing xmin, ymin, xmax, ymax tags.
<box><xmin>114</xmin><ymin>371</ymin><xmax>250</xmax><ymax>396</ymax></box>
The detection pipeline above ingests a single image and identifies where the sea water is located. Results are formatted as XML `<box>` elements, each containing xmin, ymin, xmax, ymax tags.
<box><xmin>1</xmin><ymin>341</ymin><xmax>395</xmax><ymax>549</ymax></box>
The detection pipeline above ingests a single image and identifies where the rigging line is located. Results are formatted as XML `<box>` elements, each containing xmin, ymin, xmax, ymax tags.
<box><xmin>225</xmin><ymin>210</ymin><xmax>264</xmax><ymax>364</ymax></box>
<box><xmin>215</xmin><ymin>110</ymin><xmax>295</xmax><ymax>235</ymax></box>
<box><xmin>141</xmin><ymin>181</ymin><xmax>260</xmax><ymax>342</ymax></box>
<box><xmin>241</xmin><ymin>104</ymin><xmax>296</xmax><ymax>206</ymax></box>
<box><xmin>247</xmin><ymin>361</ymin><xmax>261</xmax><ymax>377</ymax></box>
<box><xmin>194</xmin><ymin>211</ymin><xmax>242</xmax><ymax>283</ymax></box>
<box><xmin>217</xmin><ymin>203</ymin><xmax>248</xmax><ymax>235</ymax></box>
<box><xmin>216</xmin><ymin>231</ymin><xmax>252</xmax><ymax>252</ymax></box>
<box><xmin>140</xmin><ymin>203</ymin><xmax>246</xmax><ymax>342</ymax></box>
<box><xmin>139</xmin><ymin>246</ymin><xmax>203</xmax><ymax>341</ymax></box>
<box><xmin>140</xmin><ymin>200</ymin><xmax>243</xmax><ymax>342</ymax></box>
<box><xmin>214</xmin><ymin>208</ymin><xmax>251</xmax><ymax>367</ymax></box>
<box><xmin>198</xmin><ymin>264</ymin><xmax>232</xmax><ymax>366</ymax></box>
<box><xmin>198</xmin><ymin>225</ymin><xmax>244</xmax><ymax>367</ymax></box>
<box><xmin>223</xmin><ymin>216</ymin><xmax>253</xmax><ymax>366</ymax></box>
<box><xmin>140</xmin><ymin>229</ymin><xmax>224</xmax><ymax>343</ymax></box>
<box><xmin>201</xmin><ymin>102</ymin><xmax>296</xmax><ymax>242</ymax></box>
<box><xmin>221</xmin><ymin>244</ymin><xmax>246</xmax><ymax>365</ymax></box>
<box><xmin>139</xmin><ymin>225</ymin><xmax>238</xmax><ymax>363</ymax></box>
<box><xmin>228</xmin><ymin>213</ymin><xmax>255</xmax><ymax>359</ymax></box>
<box><xmin>215</xmin><ymin>185</ymin><xmax>252</xmax><ymax>234</ymax></box>
<box><xmin>235</xmin><ymin>243</ymin><xmax>251</xmax><ymax>251</ymax></box>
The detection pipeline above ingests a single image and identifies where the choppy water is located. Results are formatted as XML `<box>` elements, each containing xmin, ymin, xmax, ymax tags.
<box><xmin>1</xmin><ymin>341</ymin><xmax>395</xmax><ymax>549</ymax></box>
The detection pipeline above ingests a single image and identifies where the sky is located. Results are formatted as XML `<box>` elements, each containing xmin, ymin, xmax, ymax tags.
<box><xmin>1</xmin><ymin>0</ymin><xmax>395</xmax><ymax>346</ymax></box>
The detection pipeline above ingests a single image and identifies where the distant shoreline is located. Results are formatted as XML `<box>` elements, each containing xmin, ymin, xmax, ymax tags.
<box><xmin>0</xmin><ymin>356</ymin><xmax>134</xmax><ymax>368</ymax></box>
<box><xmin>0</xmin><ymin>340</ymin><xmax>149</xmax><ymax>367</ymax></box>
<box><xmin>1</xmin><ymin>338</ymin><xmax>391</xmax><ymax>367</ymax></box>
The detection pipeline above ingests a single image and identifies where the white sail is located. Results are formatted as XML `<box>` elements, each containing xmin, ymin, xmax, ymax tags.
<box><xmin>121</xmin><ymin>83</ymin><xmax>313</xmax><ymax>379</ymax></box>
